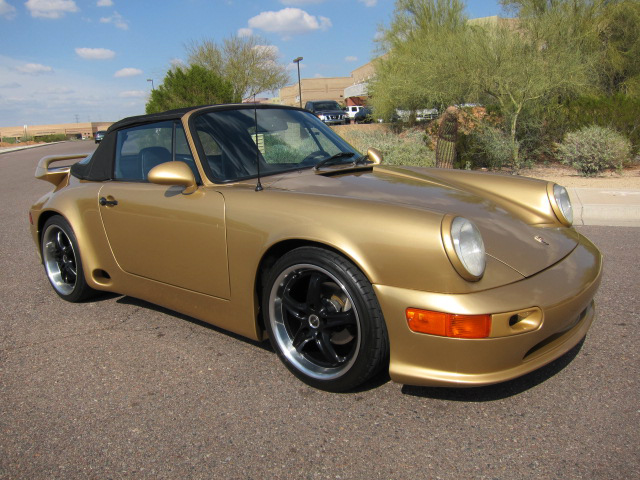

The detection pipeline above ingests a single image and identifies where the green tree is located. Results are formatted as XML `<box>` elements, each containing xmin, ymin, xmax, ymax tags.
<box><xmin>145</xmin><ymin>65</ymin><xmax>238</xmax><ymax>114</ymax></box>
<box><xmin>187</xmin><ymin>35</ymin><xmax>290</xmax><ymax>100</ymax></box>
<box><xmin>370</xmin><ymin>0</ymin><xmax>470</xmax><ymax>120</ymax></box>
<box><xmin>595</xmin><ymin>0</ymin><xmax>640</xmax><ymax>96</ymax></box>
<box><xmin>370</xmin><ymin>0</ymin><xmax>593</xmax><ymax>169</ymax></box>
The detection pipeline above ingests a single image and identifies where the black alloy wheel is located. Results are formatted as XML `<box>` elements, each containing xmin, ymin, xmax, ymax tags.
<box><xmin>263</xmin><ymin>247</ymin><xmax>388</xmax><ymax>392</ymax></box>
<box><xmin>41</xmin><ymin>216</ymin><xmax>95</xmax><ymax>302</ymax></box>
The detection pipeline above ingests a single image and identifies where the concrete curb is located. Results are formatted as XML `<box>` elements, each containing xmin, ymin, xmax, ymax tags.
<box><xmin>568</xmin><ymin>188</ymin><xmax>640</xmax><ymax>227</ymax></box>
<box><xmin>0</xmin><ymin>141</ymin><xmax>68</xmax><ymax>155</ymax></box>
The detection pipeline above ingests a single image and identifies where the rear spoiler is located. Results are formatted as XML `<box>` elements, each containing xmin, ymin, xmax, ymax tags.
<box><xmin>35</xmin><ymin>153</ymin><xmax>91</xmax><ymax>185</ymax></box>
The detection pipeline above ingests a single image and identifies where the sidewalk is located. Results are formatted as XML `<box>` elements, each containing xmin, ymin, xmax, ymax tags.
<box><xmin>568</xmin><ymin>188</ymin><xmax>640</xmax><ymax>227</ymax></box>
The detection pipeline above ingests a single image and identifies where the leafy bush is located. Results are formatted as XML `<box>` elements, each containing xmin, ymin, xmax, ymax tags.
<box><xmin>339</xmin><ymin>128</ymin><xmax>434</xmax><ymax>167</ymax></box>
<box><xmin>555</xmin><ymin>125</ymin><xmax>632</xmax><ymax>176</ymax></box>
<box><xmin>37</xmin><ymin>134</ymin><xmax>67</xmax><ymax>143</ymax></box>
<box><xmin>545</xmin><ymin>95</ymin><xmax>640</xmax><ymax>154</ymax></box>
<box><xmin>458</xmin><ymin>126</ymin><xmax>515</xmax><ymax>170</ymax></box>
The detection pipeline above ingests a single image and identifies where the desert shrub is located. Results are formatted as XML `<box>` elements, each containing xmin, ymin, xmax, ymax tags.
<box><xmin>37</xmin><ymin>134</ymin><xmax>67</xmax><ymax>143</ymax></box>
<box><xmin>555</xmin><ymin>125</ymin><xmax>631</xmax><ymax>176</ymax></box>
<box><xmin>340</xmin><ymin>128</ymin><xmax>434</xmax><ymax>167</ymax></box>
<box><xmin>458</xmin><ymin>126</ymin><xmax>515</xmax><ymax>170</ymax></box>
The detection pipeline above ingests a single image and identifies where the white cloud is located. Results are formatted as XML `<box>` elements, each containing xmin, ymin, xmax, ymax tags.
<box><xmin>16</xmin><ymin>63</ymin><xmax>53</xmax><ymax>74</ymax></box>
<box><xmin>96</xmin><ymin>0</ymin><xmax>113</xmax><ymax>6</ymax></box>
<box><xmin>237</xmin><ymin>27</ymin><xmax>253</xmax><ymax>37</ymax></box>
<box><xmin>114</xmin><ymin>67</ymin><xmax>142</xmax><ymax>78</ymax></box>
<box><xmin>43</xmin><ymin>86</ymin><xmax>73</xmax><ymax>94</ymax></box>
<box><xmin>358</xmin><ymin>0</ymin><xmax>377</xmax><ymax>6</ymax></box>
<box><xmin>26</xmin><ymin>0</ymin><xmax>78</xmax><ymax>19</ymax></box>
<box><xmin>345</xmin><ymin>56</ymin><xmax>358</xmax><ymax>62</ymax></box>
<box><xmin>169</xmin><ymin>58</ymin><xmax>185</xmax><ymax>68</ymax></box>
<box><xmin>99</xmin><ymin>11</ymin><xmax>128</xmax><ymax>29</ymax></box>
<box><xmin>0</xmin><ymin>0</ymin><xmax>17</xmax><ymax>19</ymax></box>
<box><xmin>280</xmin><ymin>0</ymin><xmax>325</xmax><ymax>5</ymax></box>
<box><xmin>254</xmin><ymin>45</ymin><xmax>280</xmax><ymax>57</ymax></box>
<box><xmin>0</xmin><ymin>54</ymin><xmax>146</xmax><ymax>125</ymax></box>
<box><xmin>119</xmin><ymin>90</ymin><xmax>146</xmax><ymax>98</ymax></box>
<box><xmin>75</xmin><ymin>47</ymin><xmax>116</xmax><ymax>60</ymax></box>
<box><xmin>248</xmin><ymin>8</ymin><xmax>331</xmax><ymax>38</ymax></box>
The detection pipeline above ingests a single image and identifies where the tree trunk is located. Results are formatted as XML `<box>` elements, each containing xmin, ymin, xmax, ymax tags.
<box><xmin>510</xmin><ymin>106</ymin><xmax>522</xmax><ymax>172</ymax></box>
<box><xmin>435</xmin><ymin>106</ymin><xmax>459</xmax><ymax>169</ymax></box>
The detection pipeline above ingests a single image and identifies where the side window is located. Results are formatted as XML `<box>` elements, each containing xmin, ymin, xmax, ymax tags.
<box><xmin>114</xmin><ymin>121</ymin><xmax>173</xmax><ymax>181</ymax></box>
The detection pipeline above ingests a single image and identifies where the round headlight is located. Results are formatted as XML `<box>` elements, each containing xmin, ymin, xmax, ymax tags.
<box><xmin>551</xmin><ymin>184</ymin><xmax>573</xmax><ymax>226</ymax></box>
<box><xmin>442</xmin><ymin>216</ymin><xmax>486</xmax><ymax>281</ymax></box>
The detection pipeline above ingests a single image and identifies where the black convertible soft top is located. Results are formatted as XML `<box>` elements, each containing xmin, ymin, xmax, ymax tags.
<box><xmin>70</xmin><ymin>103</ymin><xmax>304</xmax><ymax>182</ymax></box>
<box><xmin>70</xmin><ymin>107</ymin><xmax>193</xmax><ymax>181</ymax></box>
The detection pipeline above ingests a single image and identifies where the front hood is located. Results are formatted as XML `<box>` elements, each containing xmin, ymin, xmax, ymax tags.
<box><xmin>267</xmin><ymin>167</ymin><xmax>578</xmax><ymax>278</ymax></box>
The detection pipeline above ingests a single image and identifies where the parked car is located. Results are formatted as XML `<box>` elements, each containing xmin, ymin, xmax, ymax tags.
<box><xmin>31</xmin><ymin>104</ymin><xmax>602</xmax><ymax>392</ymax></box>
<box><xmin>304</xmin><ymin>100</ymin><xmax>348</xmax><ymax>125</ymax></box>
<box><xmin>353</xmin><ymin>107</ymin><xmax>374</xmax><ymax>124</ymax></box>
<box><xmin>344</xmin><ymin>105</ymin><xmax>365</xmax><ymax>121</ymax></box>
<box><xmin>396</xmin><ymin>109</ymin><xmax>439</xmax><ymax>122</ymax></box>
<box><xmin>94</xmin><ymin>130</ymin><xmax>107</xmax><ymax>143</ymax></box>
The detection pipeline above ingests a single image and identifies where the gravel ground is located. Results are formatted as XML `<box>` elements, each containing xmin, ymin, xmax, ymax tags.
<box><xmin>521</xmin><ymin>164</ymin><xmax>640</xmax><ymax>189</ymax></box>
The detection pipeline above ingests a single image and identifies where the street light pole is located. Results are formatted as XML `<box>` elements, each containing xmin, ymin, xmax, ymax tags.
<box><xmin>147</xmin><ymin>78</ymin><xmax>155</xmax><ymax>90</ymax></box>
<box><xmin>293</xmin><ymin>57</ymin><xmax>303</xmax><ymax>108</ymax></box>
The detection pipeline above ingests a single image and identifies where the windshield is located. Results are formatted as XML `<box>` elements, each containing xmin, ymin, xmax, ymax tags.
<box><xmin>312</xmin><ymin>102</ymin><xmax>341</xmax><ymax>111</ymax></box>
<box><xmin>192</xmin><ymin>108</ymin><xmax>360</xmax><ymax>183</ymax></box>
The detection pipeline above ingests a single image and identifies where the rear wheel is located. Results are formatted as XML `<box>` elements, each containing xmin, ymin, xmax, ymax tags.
<box><xmin>41</xmin><ymin>216</ymin><xmax>96</xmax><ymax>302</ymax></box>
<box><xmin>263</xmin><ymin>247</ymin><xmax>388</xmax><ymax>392</ymax></box>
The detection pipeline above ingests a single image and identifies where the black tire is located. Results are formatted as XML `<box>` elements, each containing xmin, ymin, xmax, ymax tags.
<box><xmin>41</xmin><ymin>216</ymin><xmax>96</xmax><ymax>302</ymax></box>
<box><xmin>262</xmin><ymin>246</ymin><xmax>389</xmax><ymax>392</ymax></box>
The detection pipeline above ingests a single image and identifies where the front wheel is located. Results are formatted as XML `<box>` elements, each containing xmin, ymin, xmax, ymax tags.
<box><xmin>263</xmin><ymin>247</ymin><xmax>388</xmax><ymax>392</ymax></box>
<box><xmin>41</xmin><ymin>216</ymin><xmax>96</xmax><ymax>302</ymax></box>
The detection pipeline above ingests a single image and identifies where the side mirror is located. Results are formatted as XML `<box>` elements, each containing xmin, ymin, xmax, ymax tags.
<box><xmin>148</xmin><ymin>161</ymin><xmax>198</xmax><ymax>195</ymax></box>
<box><xmin>367</xmin><ymin>147</ymin><xmax>383</xmax><ymax>165</ymax></box>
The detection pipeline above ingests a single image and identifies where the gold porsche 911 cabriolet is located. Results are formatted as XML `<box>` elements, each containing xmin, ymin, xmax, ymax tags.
<box><xmin>30</xmin><ymin>104</ymin><xmax>602</xmax><ymax>392</ymax></box>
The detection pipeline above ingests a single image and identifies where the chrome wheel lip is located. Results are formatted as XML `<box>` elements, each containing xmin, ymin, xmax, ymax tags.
<box><xmin>42</xmin><ymin>225</ymin><xmax>77</xmax><ymax>296</ymax></box>
<box><xmin>269</xmin><ymin>263</ymin><xmax>361</xmax><ymax>381</ymax></box>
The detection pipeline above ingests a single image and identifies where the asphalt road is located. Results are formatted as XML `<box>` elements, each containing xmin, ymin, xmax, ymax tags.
<box><xmin>1</xmin><ymin>142</ymin><xmax>638</xmax><ymax>479</ymax></box>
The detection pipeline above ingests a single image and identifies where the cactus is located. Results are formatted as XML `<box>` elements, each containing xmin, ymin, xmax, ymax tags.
<box><xmin>435</xmin><ymin>106</ymin><xmax>459</xmax><ymax>169</ymax></box>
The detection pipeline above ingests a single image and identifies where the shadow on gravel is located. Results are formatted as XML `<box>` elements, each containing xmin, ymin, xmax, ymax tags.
<box><xmin>401</xmin><ymin>338</ymin><xmax>585</xmax><ymax>401</ymax></box>
<box><xmin>115</xmin><ymin>295</ymin><xmax>273</xmax><ymax>352</ymax></box>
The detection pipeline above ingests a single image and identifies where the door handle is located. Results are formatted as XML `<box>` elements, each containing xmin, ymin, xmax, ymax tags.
<box><xmin>99</xmin><ymin>197</ymin><xmax>118</xmax><ymax>207</ymax></box>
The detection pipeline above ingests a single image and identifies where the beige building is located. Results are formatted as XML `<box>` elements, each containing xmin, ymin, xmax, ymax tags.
<box><xmin>280</xmin><ymin>77</ymin><xmax>353</xmax><ymax>107</ymax></box>
<box><xmin>280</xmin><ymin>57</ymin><xmax>384</xmax><ymax>108</ymax></box>
<box><xmin>0</xmin><ymin>121</ymin><xmax>113</xmax><ymax>141</ymax></box>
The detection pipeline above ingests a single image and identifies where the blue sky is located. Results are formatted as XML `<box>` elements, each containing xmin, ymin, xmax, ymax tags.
<box><xmin>0</xmin><ymin>0</ymin><xmax>504</xmax><ymax>127</ymax></box>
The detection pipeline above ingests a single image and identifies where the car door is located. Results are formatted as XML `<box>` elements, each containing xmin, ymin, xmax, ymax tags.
<box><xmin>98</xmin><ymin>120</ymin><xmax>230</xmax><ymax>299</ymax></box>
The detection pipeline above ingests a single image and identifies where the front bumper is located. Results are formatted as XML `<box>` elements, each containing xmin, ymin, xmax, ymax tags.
<box><xmin>375</xmin><ymin>233</ymin><xmax>602</xmax><ymax>387</ymax></box>
<box><xmin>318</xmin><ymin>114</ymin><xmax>347</xmax><ymax>125</ymax></box>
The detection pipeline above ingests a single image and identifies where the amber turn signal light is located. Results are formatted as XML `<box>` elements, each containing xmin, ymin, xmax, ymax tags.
<box><xmin>406</xmin><ymin>308</ymin><xmax>491</xmax><ymax>338</ymax></box>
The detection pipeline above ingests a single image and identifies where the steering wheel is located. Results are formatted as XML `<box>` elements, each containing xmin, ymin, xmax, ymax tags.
<box><xmin>300</xmin><ymin>150</ymin><xmax>328</xmax><ymax>166</ymax></box>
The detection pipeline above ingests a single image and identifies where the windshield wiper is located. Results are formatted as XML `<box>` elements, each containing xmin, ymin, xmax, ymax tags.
<box><xmin>353</xmin><ymin>154</ymin><xmax>369</xmax><ymax>166</ymax></box>
<box><xmin>313</xmin><ymin>152</ymin><xmax>356</xmax><ymax>171</ymax></box>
